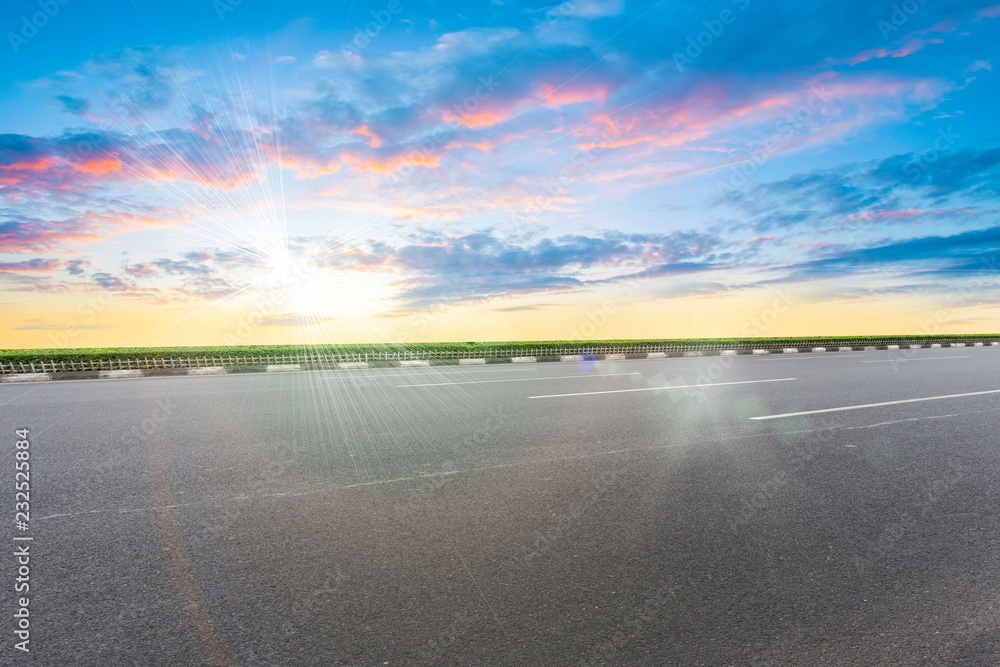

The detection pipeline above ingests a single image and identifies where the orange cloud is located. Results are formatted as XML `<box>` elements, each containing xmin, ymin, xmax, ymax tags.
<box><xmin>442</xmin><ymin>108</ymin><xmax>512</xmax><ymax>128</ymax></box>
<box><xmin>75</xmin><ymin>155</ymin><xmax>123</xmax><ymax>174</ymax></box>
<box><xmin>540</xmin><ymin>83</ymin><xmax>608</xmax><ymax>108</ymax></box>
<box><xmin>259</xmin><ymin>143</ymin><xmax>340</xmax><ymax>179</ymax></box>
<box><xmin>342</xmin><ymin>150</ymin><xmax>443</xmax><ymax>173</ymax></box>
<box><xmin>444</xmin><ymin>139</ymin><xmax>496</xmax><ymax>153</ymax></box>
<box><xmin>575</xmin><ymin>135</ymin><xmax>657</xmax><ymax>152</ymax></box>
<box><xmin>350</xmin><ymin>125</ymin><xmax>383</xmax><ymax>147</ymax></box>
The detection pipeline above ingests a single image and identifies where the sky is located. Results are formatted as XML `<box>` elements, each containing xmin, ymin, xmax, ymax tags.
<box><xmin>1</xmin><ymin>0</ymin><xmax>999</xmax><ymax>349</ymax></box>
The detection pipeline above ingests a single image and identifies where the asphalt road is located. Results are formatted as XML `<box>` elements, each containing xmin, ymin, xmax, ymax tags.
<box><xmin>2</xmin><ymin>347</ymin><xmax>1000</xmax><ymax>665</ymax></box>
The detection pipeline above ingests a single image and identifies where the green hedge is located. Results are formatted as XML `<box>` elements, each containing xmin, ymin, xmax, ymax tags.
<box><xmin>0</xmin><ymin>334</ymin><xmax>997</xmax><ymax>365</ymax></box>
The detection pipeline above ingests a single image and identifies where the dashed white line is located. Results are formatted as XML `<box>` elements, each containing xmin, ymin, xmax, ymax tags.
<box><xmin>749</xmin><ymin>388</ymin><xmax>1000</xmax><ymax>420</ymax></box>
<box><xmin>528</xmin><ymin>377</ymin><xmax>797</xmax><ymax>399</ymax></box>
<box><xmin>861</xmin><ymin>355</ymin><xmax>971</xmax><ymax>363</ymax></box>
<box><xmin>397</xmin><ymin>372</ymin><xmax>640</xmax><ymax>388</ymax></box>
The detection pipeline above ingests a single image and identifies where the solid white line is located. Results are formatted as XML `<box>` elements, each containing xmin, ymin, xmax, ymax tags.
<box><xmin>749</xmin><ymin>388</ymin><xmax>1000</xmax><ymax>420</ymax></box>
<box><xmin>861</xmin><ymin>355</ymin><xmax>971</xmax><ymax>363</ymax></box>
<box><xmin>527</xmin><ymin>377</ymin><xmax>797</xmax><ymax>399</ymax></box>
<box><xmin>397</xmin><ymin>372</ymin><xmax>640</xmax><ymax>387</ymax></box>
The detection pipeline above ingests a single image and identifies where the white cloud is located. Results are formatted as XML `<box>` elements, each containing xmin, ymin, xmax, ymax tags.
<box><xmin>547</xmin><ymin>0</ymin><xmax>625</xmax><ymax>19</ymax></box>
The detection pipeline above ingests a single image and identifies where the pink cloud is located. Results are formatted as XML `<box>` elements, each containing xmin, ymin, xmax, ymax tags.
<box><xmin>444</xmin><ymin>139</ymin><xmax>496</xmax><ymax>153</ymax></box>
<box><xmin>848</xmin><ymin>208</ymin><xmax>925</xmax><ymax>222</ymax></box>
<box><xmin>831</xmin><ymin>38</ymin><xmax>943</xmax><ymax>66</ymax></box>
<box><xmin>0</xmin><ymin>258</ymin><xmax>70</xmax><ymax>273</ymax></box>
<box><xmin>0</xmin><ymin>218</ymin><xmax>102</xmax><ymax>253</ymax></box>
<box><xmin>539</xmin><ymin>83</ymin><xmax>609</xmax><ymax>109</ymax></box>
<box><xmin>977</xmin><ymin>4</ymin><xmax>1000</xmax><ymax>19</ymax></box>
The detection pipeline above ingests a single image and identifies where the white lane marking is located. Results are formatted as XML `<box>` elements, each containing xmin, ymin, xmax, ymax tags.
<box><xmin>0</xmin><ymin>384</ymin><xmax>48</xmax><ymax>406</ymax></box>
<box><xmin>749</xmin><ymin>388</ymin><xmax>1000</xmax><ymax>420</ymax></box>
<box><xmin>397</xmin><ymin>372</ymin><xmax>641</xmax><ymax>388</ymax></box>
<box><xmin>755</xmin><ymin>354</ymin><xmax>864</xmax><ymax>360</ymax></box>
<box><xmin>843</xmin><ymin>413</ymin><xmax>960</xmax><ymax>429</ymax></box>
<box><xmin>528</xmin><ymin>377</ymin><xmax>797</xmax><ymax>399</ymax></box>
<box><xmin>861</xmin><ymin>355</ymin><xmax>971</xmax><ymax>363</ymax></box>
<box><xmin>344</xmin><ymin>447</ymin><xmax>659</xmax><ymax>489</ymax></box>
<box><xmin>342</xmin><ymin>471</ymin><xmax>460</xmax><ymax>488</ymax></box>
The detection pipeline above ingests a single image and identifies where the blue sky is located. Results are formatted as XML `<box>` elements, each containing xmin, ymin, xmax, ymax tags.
<box><xmin>1</xmin><ymin>0</ymin><xmax>999</xmax><ymax>347</ymax></box>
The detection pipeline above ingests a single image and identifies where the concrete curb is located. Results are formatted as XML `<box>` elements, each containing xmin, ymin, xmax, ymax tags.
<box><xmin>266</xmin><ymin>364</ymin><xmax>301</xmax><ymax>372</ymax></box>
<box><xmin>0</xmin><ymin>373</ymin><xmax>50</xmax><ymax>383</ymax></box>
<box><xmin>2</xmin><ymin>342</ymin><xmax>996</xmax><ymax>383</ymax></box>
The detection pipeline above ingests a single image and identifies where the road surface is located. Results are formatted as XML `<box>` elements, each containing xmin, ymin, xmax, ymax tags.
<box><xmin>1</xmin><ymin>347</ymin><xmax>999</xmax><ymax>665</ymax></box>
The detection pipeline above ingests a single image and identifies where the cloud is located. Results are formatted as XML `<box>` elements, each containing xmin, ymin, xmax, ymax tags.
<box><xmin>773</xmin><ymin>226</ymin><xmax>1000</xmax><ymax>282</ymax></box>
<box><xmin>350</xmin><ymin>228</ymin><xmax>724</xmax><ymax>307</ymax></box>
<box><xmin>492</xmin><ymin>304</ymin><xmax>556</xmax><ymax>311</ymax></box>
<box><xmin>66</xmin><ymin>259</ymin><xmax>90</xmax><ymax>275</ymax></box>
<box><xmin>548</xmin><ymin>0</ymin><xmax>625</xmax><ymax>19</ymax></box>
<box><xmin>91</xmin><ymin>272</ymin><xmax>133</xmax><ymax>291</ymax></box>
<box><xmin>831</xmin><ymin>38</ymin><xmax>943</xmax><ymax>66</ymax></box>
<box><xmin>0</xmin><ymin>258</ymin><xmax>68</xmax><ymax>272</ymax></box>
<box><xmin>0</xmin><ymin>129</ymin><xmax>257</xmax><ymax>198</ymax></box>
<box><xmin>54</xmin><ymin>95</ymin><xmax>91</xmax><ymax>116</ymax></box>
<box><xmin>13</xmin><ymin>323</ymin><xmax>111</xmax><ymax>331</ymax></box>
<box><xmin>717</xmin><ymin>145</ymin><xmax>1000</xmax><ymax>234</ymax></box>
<box><xmin>126</xmin><ymin>257</ymin><xmax>215</xmax><ymax>278</ymax></box>
<box><xmin>0</xmin><ymin>215</ymin><xmax>103</xmax><ymax>253</ymax></box>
